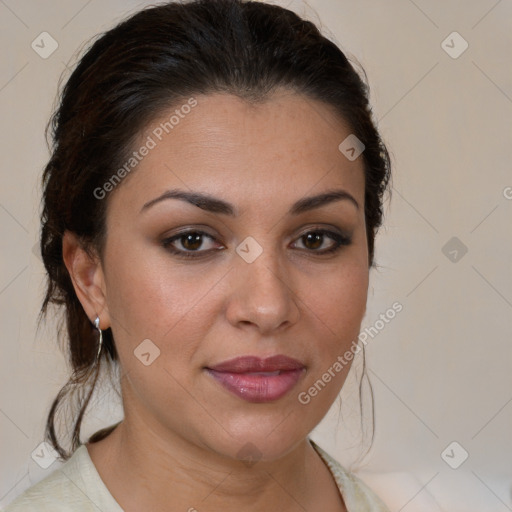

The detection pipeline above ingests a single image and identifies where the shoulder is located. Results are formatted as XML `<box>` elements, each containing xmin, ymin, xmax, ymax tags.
<box><xmin>4</xmin><ymin>445</ymin><xmax>120</xmax><ymax>512</ymax></box>
<box><xmin>311</xmin><ymin>440</ymin><xmax>391</xmax><ymax>512</ymax></box>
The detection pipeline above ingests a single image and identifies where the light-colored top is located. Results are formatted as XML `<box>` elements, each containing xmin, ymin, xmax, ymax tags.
<box><xmin>5</xmin><ymin>440</ymin><xmax>390</xmax><ymax>511</ymax></box>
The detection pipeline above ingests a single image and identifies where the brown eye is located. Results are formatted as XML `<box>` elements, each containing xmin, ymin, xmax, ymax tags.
<box><xmin>180</xmin><ymin>232</ymin><xmax>203</xmax><ymax>250</ymax></box>
<box><xmin>162</xmin><ymin>230</ymin><xmax>221</xmax><ymax>258</ymax></box>
<box><xmin>292</xmin><ymin>229</ymin><xmax>352</xmax><ymax>255</ymax></box>
<box><xmin>303</xmin><ymin>232</ymin><xmax>323</xmax><ymax>250</ymax></box>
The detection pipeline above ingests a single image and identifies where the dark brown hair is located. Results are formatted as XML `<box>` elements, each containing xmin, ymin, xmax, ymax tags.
<box><xmin>40</xmin><ymin>0</ymin><xmax>391</xmax><ymax>460</ymax></box>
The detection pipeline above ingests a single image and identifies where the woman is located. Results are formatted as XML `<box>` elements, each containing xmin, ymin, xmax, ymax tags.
<box><xmin>6</xmin><ymin>0</ymin><xmax>391</xmax><ymax>510</ymax></box>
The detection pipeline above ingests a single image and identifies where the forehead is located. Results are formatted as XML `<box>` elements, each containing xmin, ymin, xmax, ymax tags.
<box><xmin>106</xmin><ymin>90</ymin><xmax>365</xmax><ymax>217</ymax></box>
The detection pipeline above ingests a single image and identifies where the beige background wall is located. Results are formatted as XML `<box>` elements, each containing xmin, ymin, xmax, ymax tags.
<box><xmin>1</xmin><ymin>1</ymin><xmax>511</xmax><ymax>510</ymax></box>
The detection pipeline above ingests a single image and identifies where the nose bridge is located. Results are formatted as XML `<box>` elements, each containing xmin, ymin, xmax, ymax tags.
<box><xmin>238</xmin><ymin>240</ymin><xmax>289</xmax><ymax>301</ymax></box>
<box><xmin>226</xmin><ymin>238</ymin><xmax>299</xmax><ymax>332</ymax></box>
<box><xmin>243</xmin><ymin>248</ymin><xmax>284</xmax><ymax>292</ymax></box>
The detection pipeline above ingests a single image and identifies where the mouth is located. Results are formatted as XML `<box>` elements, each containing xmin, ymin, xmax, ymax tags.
<box><xmin>205</xmin><ymin>355</ymin><xmax>306</xmax><ymax>403</ymax></box>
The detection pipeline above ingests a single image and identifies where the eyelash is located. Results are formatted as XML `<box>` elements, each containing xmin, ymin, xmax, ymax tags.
<box><xmin>161</xmin><ymin>228</ymin><xmax>352</xmax><ymax>260</ymax></box>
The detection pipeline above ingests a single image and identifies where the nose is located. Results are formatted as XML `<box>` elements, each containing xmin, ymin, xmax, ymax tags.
<box><xmin>224</xmin><ymin>247</ymin><xmax>300</xmax><ymax>335</ymax></box>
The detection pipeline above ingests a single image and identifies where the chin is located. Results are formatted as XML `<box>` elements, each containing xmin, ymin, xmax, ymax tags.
<box><xmin>195</xmin><ymin>411</ymin><xmax>313</xmax><ymax>464</ymax></box>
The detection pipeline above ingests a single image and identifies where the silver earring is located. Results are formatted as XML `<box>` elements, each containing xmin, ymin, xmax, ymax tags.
<box><xmin>94</xmin><ymin>315</ymin><xmax>103</xmax><ymax>362</ymax></box>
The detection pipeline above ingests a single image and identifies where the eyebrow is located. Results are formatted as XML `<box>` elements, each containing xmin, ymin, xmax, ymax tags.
<box><xmin>140</xmin><ymin>188</ymin><xmax>359</xmax><ymax>215</ymax></box>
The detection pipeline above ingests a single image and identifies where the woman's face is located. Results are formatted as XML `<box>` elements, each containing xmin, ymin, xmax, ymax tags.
<box><xmin>96</xmin><ymin>90</ymin><xmax>368</xmax><ymax>461</ymax></box>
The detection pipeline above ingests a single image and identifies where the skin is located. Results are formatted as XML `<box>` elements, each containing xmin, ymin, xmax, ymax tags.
<box><xmin>63</xmin><ymin>90</ymin><xmax>368</xmax><ymax>512</ymax></box>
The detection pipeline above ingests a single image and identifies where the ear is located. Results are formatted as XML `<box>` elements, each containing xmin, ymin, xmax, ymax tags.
<box><xmin>62</xmin><ymin>230</ymin><xmax>110</xmax><ymax>329</ymax></box>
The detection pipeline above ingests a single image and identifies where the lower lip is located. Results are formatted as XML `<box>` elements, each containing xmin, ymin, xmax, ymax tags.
<box><xmin>206</xmin><ymin>369</ymin><xmax>305</xmax><ymax>403</ymax></box>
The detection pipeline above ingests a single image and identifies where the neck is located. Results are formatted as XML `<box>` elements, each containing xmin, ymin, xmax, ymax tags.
<box><xmin>87</xmin><ymin>414</ymin><xmax>342</xmax><ymax>512</ymax></box>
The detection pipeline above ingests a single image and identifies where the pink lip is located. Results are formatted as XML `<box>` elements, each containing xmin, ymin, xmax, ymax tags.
<box><xmin>206</xmin><ymin>355</ymin><xmax>306</xmax><ymax>403</ymax></box>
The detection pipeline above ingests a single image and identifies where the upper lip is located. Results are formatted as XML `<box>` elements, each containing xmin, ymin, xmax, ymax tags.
<box><xmin>207</xmin><ymin>355</ymin><xmax>305</xmax><ymax>373</ymax></box>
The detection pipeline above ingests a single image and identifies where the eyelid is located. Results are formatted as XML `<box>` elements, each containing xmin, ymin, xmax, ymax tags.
<box><xmin>293</xmin><ymin>223</ymin><xmax>350</xmax><ymax>238</ymax></box>
<box><xmin>292</xmin><ymin>224</ymin><xmax>353</xmax><ymax>243</ymax></box>
<box><xmin>163</xmin><ymin>224</ymin><xmax>217</xmax><ymax>237</ymax></box>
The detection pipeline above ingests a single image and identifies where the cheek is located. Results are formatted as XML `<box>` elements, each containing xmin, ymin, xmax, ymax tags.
<box><xmin>104</xmin><ymin>240</ymin><xmax>177</xmax><ymax>327</ymax></box>
<box><xmin>302</xmin><ymin>259</ymin><xmax>368</xmax><ymax>389</ymax></box>
<box><xmin>307</xmin><ymin>261</ymin><xmax>368</xmax><ymax>336</ymax></box>
<box><xmin>103</xmin><ymin>241</ymin><xmax>223</xmax><ymax>367</ymax></box>
<box><xmin>294</xmin><ymin>261</ymin><xmax>368</xmax><ymax>418</ymax></box>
